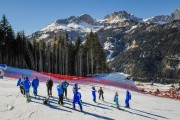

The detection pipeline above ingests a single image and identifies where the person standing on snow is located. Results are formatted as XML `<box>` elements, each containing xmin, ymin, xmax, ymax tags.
<box><xmin>73</xmin><ymin>83</ymin><xmax>80</xmax><ymax>92</ymax></box>
<box><xmin>125</xmin><ymin>90</ymin><xmax>131</xmax><ymax>108</ymax></box>
<box><xmin>98</xmin><ymin>87</ymin><xmax>104</xmax><ymax>101</ymax></box>
<box><xmin>57</xmin><ymin>83</ymin><xmax>64</xmax><ymax>106</ymax></box>
<box><xmin>62</xmin><ymin>79</ymin><xmax>69</xmax><ymax>99</ymax></box>
<box><xmin>24</xmin><ymin>77</ymin><xmax>31</xmax><ymax>102</ymax></box>
<box><xmin>0</xmin><ymin>68</ymin><xmax>4</xmax><ymax>79</ymax></box>
<box><xmin>114</xmin><ymin>92</ymin><xmax>120</xmax><ymax>109</ymax></box>
<box><xmin>32</xmin><ymin>76</ymin><xmax>39</xmax><ymax>96</ymax></box>
<box><xmin>73</xmin><ymin>90</ymin><xmax>83</xmax><ymax>111</ymax></box>
<box><xmin>92</xmin><ymin>86</ymin><xmax>97</xmax><ymax>103</ymax></box>
<box><xmin>46</xmin><ymin>77</ymin><xmax>53</xmax><ymax>97</ymax></box>
<box><xmin>17</xmin><ymin>75</ymin><xmax>25</xmax><ymax>95</ymax></box>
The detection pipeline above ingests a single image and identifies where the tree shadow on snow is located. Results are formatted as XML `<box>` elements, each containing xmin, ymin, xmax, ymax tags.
<box><xmin>130</xmin><ymin>108</ymin><xmax>170</xmax><ymax>119</ymax></box>
<box><xmin>87</xmin><ymin>100</ymin><xmax>169</xmax><ymax>120</ymax></box>
<box><xmin>97</xmin><ymin>102</ymin><xmax>114</xmax><ymax>108</ymax></box>
<box><xmin>82</xmin><ymin>101</ymin><xmax>112</xmax><ymax>110</ymax></box>
<box><xmin>38</xmin><ymin>95</ymin><xmax>111</xmax><ymax>110</ymax></box>
<box><xmin>83</xmin><ymin>111</ymin><xmax>114</xmax><ymax>120</ymax></box>
<box><xmin>30</xmin><ymin>100</ymin><xmax>72</xmax><ymax>113</ymax></box>
<box><xmin>121</xmin><ymin>108</ymin><xmax>158</xmax><ymax>120</ymax></box>
<box><xmin>103</xmin><ymin>101</ymin><xmax>115</xmax><ymax>106</ymax></box>
<box><xmin>64</xmin><ymin>105</ymin><xmax>114</xmax><ymax>120</ymax></box>
<box><xmin>53</xmin><ymin>97</ymin><xmax>111</xmax><ymax>110</ymax></box>
<box><xmin>32</xmin><ymin>95</ymin><xmax>72</xmax><ymax>105</ymax></box>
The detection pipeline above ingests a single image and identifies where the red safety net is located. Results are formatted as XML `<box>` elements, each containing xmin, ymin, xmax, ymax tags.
<box><xmin>39</xmin><ymin>72</ymin><xmax>140</xmax><ymax>92</ymax></box>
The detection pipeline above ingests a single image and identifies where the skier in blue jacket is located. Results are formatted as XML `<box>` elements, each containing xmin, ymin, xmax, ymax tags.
<box><xmin>62</xmin><ymin>79</ymin><xmax>69</xmax><ymax>99</ymax></box>
<box><xmin>17</xmin><ymin>75</ymin><xmax>25</xmax><ymax>95</ymax></box>
<box><xmin>125</xmin><ymin>90</ymin><xmax>131</xmax><ymax>108</ymax></box>
<box><xmin>114</xmin><ymin>92</ymin><xmax>120</xmax><ymax>109</ymax></box>
<box><xmin>73</xmin><ymin>83</ymin><xmax>80</xmax><ymax>92</ymax></box>
<box><xmin>57</xmin><ymin>83</ymin><xmax>64</xmax><ymax>106</ymax></box>
<box><xmin>92</xmin><ymin>86</ymin><xmax>97</xmax><ymax>103</ymax></box>
<box><xmin>24</xmin><ymin>77</ymin><xmax>31</xmax><ymax>102</ymax></box>
<box><xmin>32</xmin><ymin>76</ymin><xmax>39</xmax><ymax>96</ymax></box>
<box><xmin>73</xmin><ymin>90</ymin><xmax>83</xmax><ymax>111</ymax></box>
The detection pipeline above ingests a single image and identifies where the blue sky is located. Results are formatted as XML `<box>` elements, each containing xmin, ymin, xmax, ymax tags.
<box><xmin>0</xmin><ymin>0</ymin><xmax>179</xmax><ymax>35</ymax></box>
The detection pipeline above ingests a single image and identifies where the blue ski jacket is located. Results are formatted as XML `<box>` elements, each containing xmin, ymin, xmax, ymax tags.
<box><xmin>57</xmin><ymin>85</ymin><xmax>63</xmax><ymax>95</ymax></box>
<box><xmin>17</xmin><ymin>78</ymin><xmax>24</xmax><ymax>86</ymax></box>
<box><xmin>32</xmin><ymin>78</ymin><xmax>39</xmax><ymax>88</ymax></box>
<box><xmin>23</xmin><ymin>78</ymin><xmax>31</xmax><ymax>90</ymax></box>
<box><xmin>92</xmin><ymin>87</ymin><xmax>96</xmax><ymax>95</ymax></box>
<box><xmin>73</xmin><ymin>91</ymin><xmax>81</xmax><ymax>102</ymax></box>
<box><xmin>62</xmin><ymin>81</ymin><xmax>69</xmax><ymax>89</ymax></box>
<box><xmin>126</xmin><ymin>90</ymin><xmax>131</xmax><ymax>101</ymax></box>
<box><xmin>73</xmin><ymin>85</ymin><xmax>80</xmax><ymax>92</ymax></box>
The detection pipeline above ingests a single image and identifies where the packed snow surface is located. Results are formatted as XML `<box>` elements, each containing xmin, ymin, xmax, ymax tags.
<box><xmin>0</xmin><ymin>77</ymin><xmax>180</xmax><ymax>120</ymax></box>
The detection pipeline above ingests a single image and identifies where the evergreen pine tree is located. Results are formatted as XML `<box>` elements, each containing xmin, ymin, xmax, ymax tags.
<box><xmin>0</xmin><ymin>15</ymin><xmax>10</xmax><ymax>45</ymax></box>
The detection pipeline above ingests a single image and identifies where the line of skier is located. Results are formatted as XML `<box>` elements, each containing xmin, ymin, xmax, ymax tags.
<box><xmin>17</xmin><ymin>75</ymin><xmax>39</xmax><ymax>102</ymax></box>
<box><xmin>114</xmin><ymin>90</ymin><xmax>131</xmax><ymax>110</ymax></box>
<box><xmin>17</xmin><ymin>74</ymin><xmax>131</xmax><ymax>111</ymax></box>
<box><xmin>91</xmin><ymin>86</ymin><xmax>131</xmax><ymax>110</ymax></box>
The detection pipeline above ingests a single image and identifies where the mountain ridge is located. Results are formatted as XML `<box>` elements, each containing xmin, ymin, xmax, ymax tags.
<box><xmin>28</xmin><ymin>9</ymin><xmax>180</xmax><ymax>61</ymax></box>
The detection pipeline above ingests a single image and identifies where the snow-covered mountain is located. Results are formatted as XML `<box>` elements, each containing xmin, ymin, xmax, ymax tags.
<box><xmin>143</xmin><ymin>8</ymin><xmax>180</xmax><ymax>24</ymax></box>
<box><xmin>143</xmin><ymin>15</ymin><xmax>172</xmax><ymax>24</ymax></box>
<box><xmin>29</xmin><ymin>14</ymin><xmax>104</xmax><ymax>43</ymax></box>
<box><xmin>41</xmin><ymin>14</ymin><xmax>103</xmax><ymax>33</ymax></box>
<box><xmin>28</xmin><ymin>9</ymin><xmax>180</xmax><ymax>61</ymax></box>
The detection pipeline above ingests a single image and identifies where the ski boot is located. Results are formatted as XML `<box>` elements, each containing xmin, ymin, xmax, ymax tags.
<box><xmin>26</xmin><ymin>95</ymin><xmax>31</xmax><ymax>103</ymax></box>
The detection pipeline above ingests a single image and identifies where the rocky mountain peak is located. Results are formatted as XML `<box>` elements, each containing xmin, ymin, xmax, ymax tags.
<box><xmin>54</xmin><ymin>14</ymin><xmax>95</xmax><ymax>25</ymax></box>
<box><xmin>78</xmin><ymin>14</ymin><xmax>95</xmax><ymax>25</ymax></box>
<box><xmin>171</xmin><ymin>8</ymin><xmax>180</xmax><ymax>20</ymax></box>
<box><xmin>104</xmin><ymin>10</ymin><xmax>142</xmax><ymax>23</ymax></box>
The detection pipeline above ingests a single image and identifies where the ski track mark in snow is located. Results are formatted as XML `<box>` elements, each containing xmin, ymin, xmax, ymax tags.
<box><xmin>0</xmin><ymin>101</ymin><xmax>15</xmax><ymax>112</ymax></box>
<box><xmin>7</xmin><ymin>104</ymin><xmax>14</xmax><ymax>111</ymax></box>
<box><xmin>22</xmin><ymin>111</ymin><xmax>35</xmax><ymax>120</ymax></box>
<box><xmin>6</xmin><ymin>95</ymin><xmax>13</xmax><ymax>97</ymax></box>
<box><xmin>15</xmin><ymin>113</ymin><xmax>22</xmax><ymax>119</ymax></box>
<box><xmin>152</xmin><ymin>108</ymin><xmax>173</xmax><ymax>112</ymax></box>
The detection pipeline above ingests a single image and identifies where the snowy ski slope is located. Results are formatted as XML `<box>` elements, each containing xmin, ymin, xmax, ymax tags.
<box><xmin>0</xmin><ymin>77</ymin><xmax>180</xmax><ymax>120</ymax></box>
